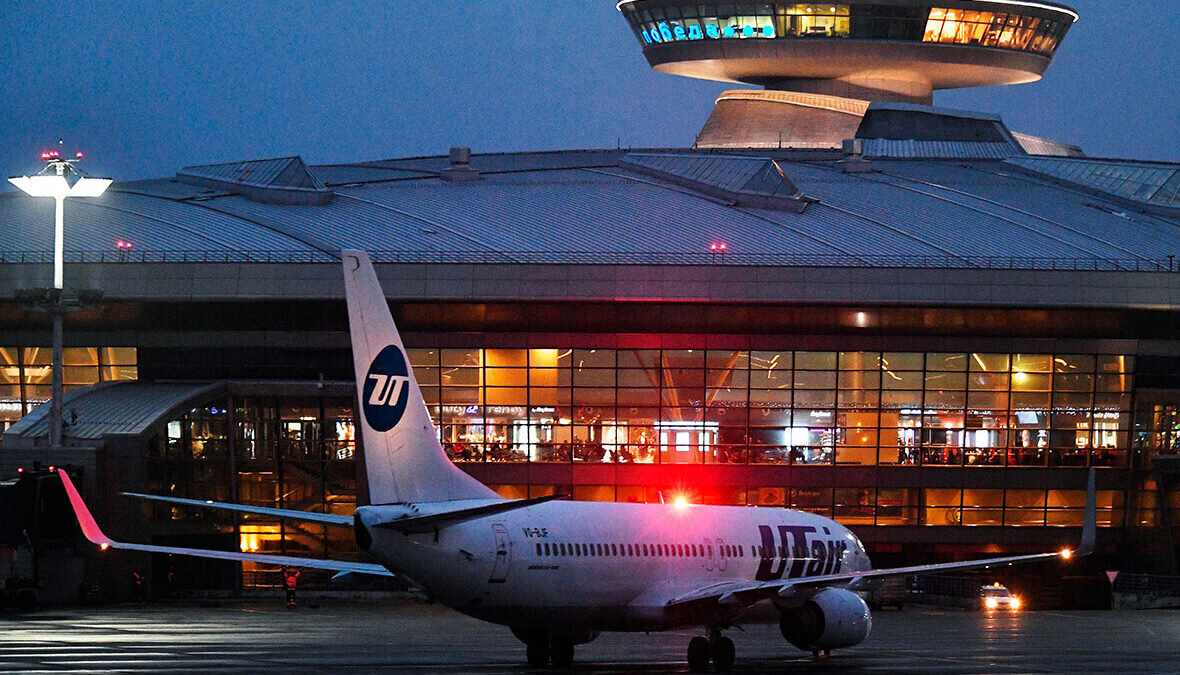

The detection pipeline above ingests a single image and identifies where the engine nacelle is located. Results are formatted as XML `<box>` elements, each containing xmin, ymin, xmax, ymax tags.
<box><xmin>779</xmin><ymin>588</ymin><xmax>872</xmax><ymax>652</ymax></box>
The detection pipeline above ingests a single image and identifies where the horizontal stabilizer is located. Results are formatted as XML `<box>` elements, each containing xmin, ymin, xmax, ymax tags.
<box><xmin>331</xmin><ymin>570</ymin><xmax>398</xmax><ymax>585</ymax></box>
<box><xmin>61</xmin><ymin>471</ymin><xmax>391</xmax><ymax>576</ymax></box>
<box><xmin>374</xmin><ymin>494</ymin><xmax>566</xmax><ymax>534</ymax></box>
<box><xmin>122</xmin><ymin>492</ymin><xmax>353</xmax><ymax>527</ymax></box>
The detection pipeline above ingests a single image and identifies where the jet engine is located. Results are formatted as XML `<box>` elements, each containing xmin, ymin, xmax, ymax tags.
<box><xmin>778</xmin><ymin>588</ymin><xmax>872</xmax><ymax>652</ymax></box>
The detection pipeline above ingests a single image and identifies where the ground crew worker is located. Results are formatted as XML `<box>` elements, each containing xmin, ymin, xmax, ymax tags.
<box><xmin>284</xmin><ymin>568</ymin><xmax>301</xmax><ymax>609</ymax></box>
<box><xmin>132</xmin><ymin>570</ymin><xmax>145</xmax><ymax>601</ymax></box>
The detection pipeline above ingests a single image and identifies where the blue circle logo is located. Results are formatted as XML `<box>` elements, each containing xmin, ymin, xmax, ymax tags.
<box><xmin>362</xmin><ymin>345</ymin><xmax>411</xmax><ymax>432</ymax></box>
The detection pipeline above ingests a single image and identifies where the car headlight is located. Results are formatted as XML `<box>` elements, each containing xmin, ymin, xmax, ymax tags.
<box><xmin>985</xmin><ymin>598</ymin><xmax>998</xmax><ymax>609</ymax></box>
<box><xmin>1010</xmin><ymin>597</ymin><xmax>1021</xmax><ymax>610</ymax></box>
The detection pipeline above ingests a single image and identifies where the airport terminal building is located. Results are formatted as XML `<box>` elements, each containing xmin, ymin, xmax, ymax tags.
<box><xmin>4</xmin><ymin>1</ymin><xmax>1180</xmax><ymax>597</ymax></box>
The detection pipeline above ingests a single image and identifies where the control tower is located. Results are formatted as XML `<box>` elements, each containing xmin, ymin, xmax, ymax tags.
<box><xmin>616</xmin><ymin>1</ymin><xmax>1078</xmax><ymax>148</ymax></box>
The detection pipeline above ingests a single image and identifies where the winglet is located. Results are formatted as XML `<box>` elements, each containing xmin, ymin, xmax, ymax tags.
<box><xmin>59</xmin><ymin>470</ymin><xmax>114</xmax><ymax>548</ymax></box>
<box><xmin>1078</xmin><ymin>467</ymin><xmax>1097</xmax><ymax>556</ymax></box>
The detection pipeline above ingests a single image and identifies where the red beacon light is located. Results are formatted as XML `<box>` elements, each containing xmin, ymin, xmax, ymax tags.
<box><xmin>16</xmin><ymin>467</ymin><xmax>23</xmax><ymax>474</ymax></box>
<box><xmin>75</xmin><ymin>151</ymin><xmax>84</xmax><ymax>159</ymax></box>
<box><xmin>48</xmin><ymin>466</ymin><xmax>55</xmax><ymax>473</ymax></box>
<box><xmin>709</xmin><ymin>242</ymin><xmax>729</xmax><ymax>253</ymax></box>
<box><xmin>116</xmin><ymin>240</ymin><xmax>134</xmax><ymax>250</ymax></box>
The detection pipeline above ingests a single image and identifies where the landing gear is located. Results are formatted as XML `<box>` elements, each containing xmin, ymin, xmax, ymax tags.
<box><xmin>513</xmin><ymin>626</ymin><xmax>597</xmax><ymax>668</ymax></box>
<box><xmin>687</xmin><ymin>636</ymin><xmax>711</xmax><ymax>672</ymax></box>
<box><xmin>526</xmin><ymin>640</ymin><xmax>550</xmax><ymax>667</ymax></box>
<box><xmin>711</xmin><ymin>636</ymin><xmax>735</xmax><ymax>672</ymax></box>
<box><xmin>522</xmin><ymin>633</ymin><xmax>575</xmax><ymax>668</ymax></box>
<box><xmin>550</xmin><ymin>637</ymin><xmax>575</xmax><ymax>668</ymax></box>
<box><xmin>687</xmin><ymin>630</ymin><xmax>736</xmax><ymax>672</ymax></box>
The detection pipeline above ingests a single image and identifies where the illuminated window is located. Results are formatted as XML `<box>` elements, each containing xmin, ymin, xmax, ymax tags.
<box><xmin>876</xmin><ymin>488</ymin><xmax>919</xmax><ymax>525</ymax></box>
<box><xmin>835</xmin><ymin>487</ymin><xmax>875</xmax><ymax>524</ymax></box>
<box><xmin>627</xmin><ymin>3</ymin><xmax>1065</xmax><ymax>55</ymax></box>
<box><xmin>924</xmin><ymin>488</ymin><xmax>962</xmax><ymax>526</ymax></box>
<box><xmin>1005</xmin><ymin>489</ymin><xmax>1047</xmax><ymax>526</ymax></box>
<box><xmin>961</xmin><ymin>489</ymin><xmax>1004</xmax><ymax>526</ymax></box>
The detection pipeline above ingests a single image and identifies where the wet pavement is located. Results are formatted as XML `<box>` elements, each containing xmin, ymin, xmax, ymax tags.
<box><xmin>2</xmin><ymin>600</ymin><xmax>1178</xmax><ymax>673</ymax></box>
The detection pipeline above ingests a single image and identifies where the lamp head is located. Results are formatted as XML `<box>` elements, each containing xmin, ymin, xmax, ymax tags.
<box><xmin>8</xmin><ymin>175</ymin><xmax>110</xmax><ymax>199</ymax></box>
<box><xmin>11</xmin><ymin>144</ymin><xmax>110</xmax><ymax>198</ymax></box>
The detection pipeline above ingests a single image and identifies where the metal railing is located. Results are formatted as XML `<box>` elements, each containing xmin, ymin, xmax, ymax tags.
<box><xmin>1113</xmin><ymin>573</ymin><xmax>1180</xmax><ymax>596</ymax></box>
<box><xmin>1</xmin><ymin>249</ymin><xmax>1179</xmax><ymax>271</ymax></box>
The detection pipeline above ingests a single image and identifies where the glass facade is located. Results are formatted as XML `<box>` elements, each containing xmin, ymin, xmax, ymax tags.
<box><xmin>408</xmin><ymin>348</ymin><xmax>1131</xmax><ymax>470</ymax></box>
<box><xmin>141</xmin><ymin>348</ymin><xmax>1142</xmax><ymax>589</ymax></box>
<box><xmin>146</xmin><ymin>395</ymin><xmax>359</xmax><ymax>589</ymax></box>
<box><xmin>0</xmin><ymin>347</ymin><xmax>138</xmax><ymax>440</ymax></box>
<box><xmin>621</xmin><ymin>3</ymin><xmax>1069</xmax><ymax>57</ymax></box>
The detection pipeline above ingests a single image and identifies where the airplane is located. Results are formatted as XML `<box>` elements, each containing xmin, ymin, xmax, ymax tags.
<box><xmin>58</xmin><ymin>249</ymin><xmax>1097</xmax><ymax>671</ymax></box>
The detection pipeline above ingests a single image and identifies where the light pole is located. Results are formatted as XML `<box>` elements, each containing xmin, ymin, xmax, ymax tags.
<box><xmin>9</xmin><ymin>147</ymin><xmax>111</xmax><ymax>449</ymax></box>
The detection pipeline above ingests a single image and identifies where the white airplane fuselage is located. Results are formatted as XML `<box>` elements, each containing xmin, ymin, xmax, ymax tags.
<box><xmin>359</xmin><ymin>500</ymin><xmax>871</xmax><ymax>632</ymax></box>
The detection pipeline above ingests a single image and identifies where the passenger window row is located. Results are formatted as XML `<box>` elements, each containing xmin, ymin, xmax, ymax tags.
<box><xmin>536</xmin><ymin>541</ymin><xmax>749</xmax><ymax>559</ymax></box>
<box><xmin>533</xmin><ymin>540</ymin><xmax>846</xmax><ymax>562</ymax></box>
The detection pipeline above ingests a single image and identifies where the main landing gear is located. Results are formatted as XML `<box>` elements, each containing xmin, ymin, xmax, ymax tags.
<box><xmin>687</xmin><ymin>629</ymin><xmax>735</xmax><ymax>672</ymax></box>
<box><xmin>523</xmin><ymin>634</ymin><xmax>575</xmax><ymax>668</ymax></box>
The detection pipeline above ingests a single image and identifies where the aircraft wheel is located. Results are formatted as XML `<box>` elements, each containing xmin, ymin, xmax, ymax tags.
<box><xmin>551</xmin><ymin>638</ymin><xmax>575</xmax><ymax>668</ymax></box>
<box><xmin>711</xmin><ymin>635</ymin><xmax>735</xmax><ymax>672</ymax></box>
<box><xmin>687</xmin><ymin>635</ymin><xmax>711</xmax><ymax>672</ymax></box>
<box><xmin>526</xmin><ymin>640</ymin><xmax>550</xmax><ymax>667</ymax></box>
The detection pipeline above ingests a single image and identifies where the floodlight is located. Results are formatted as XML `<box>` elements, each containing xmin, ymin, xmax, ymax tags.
<box><xmin>69</xmin><ymin>176</ymin><xmax>112</xmax><ymax>198</ymax></box>
<box><xmin>8</xmin><ymin>175</ymin><xmax>70</xmax><ymax>199</ymax></box>
<box><xmin>7</xmin><ymin>147</ymin><xmax>112</xmax><ymax>450</ymax></box>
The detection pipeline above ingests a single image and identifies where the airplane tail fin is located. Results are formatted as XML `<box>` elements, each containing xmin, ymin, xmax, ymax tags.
<box><xmin>342</xmin><ymin>250</ymin><xmax>498</xmax><ymax>505</ymax></box>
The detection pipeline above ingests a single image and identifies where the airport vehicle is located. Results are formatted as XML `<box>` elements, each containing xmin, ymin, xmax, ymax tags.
<box><xmin>863</xmin><ymin>576</ymin><xmax>908</xmax><ymax>611</ymax></box>
<box><xmin>1</xmin><ymin>463</ymin><xmax>77</xmax><ymax>610</ymax></box>
<box><xmin>980</xmin><ymin>583</ymin><xmax>1022</xmax><ymax>611</ymax></box>
<box><xmin>59</xmin><ymin>250</ymin><xmax>1095</xmax><ymax>670</ymax></box>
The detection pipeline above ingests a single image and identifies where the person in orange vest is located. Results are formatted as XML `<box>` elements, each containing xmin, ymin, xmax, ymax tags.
<box><xmin>284</xmin><ymin>568</ymin><xmax>301</xmax><ymax>609</ymax></box>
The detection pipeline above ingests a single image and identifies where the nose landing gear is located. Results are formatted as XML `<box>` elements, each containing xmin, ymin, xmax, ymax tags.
<box><xmin>521</xmin><ymin>632</ymin><xmax>575</xmax><ymax>668</ymax></box>
<box><xmin>687</xmin><ymin>629</ymin><xmax>736</xmax><ymax>672</ymax></box>
<box><xmin>551</xmin><ymin>637</ymin><xmax>575</xmax><ymax>668</ymax></box>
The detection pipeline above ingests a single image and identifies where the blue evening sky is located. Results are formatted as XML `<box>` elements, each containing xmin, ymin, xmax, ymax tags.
<box><xmin>1</xmin><ymin>1</ymin><xmax>1176</xmax><ymax>182</ymax></box>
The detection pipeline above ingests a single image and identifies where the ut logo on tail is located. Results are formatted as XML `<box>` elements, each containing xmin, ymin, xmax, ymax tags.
<box><xmin>362</xmin><ymin>345</ymin><xmax>412</xmax><ymax>431</ymax></box>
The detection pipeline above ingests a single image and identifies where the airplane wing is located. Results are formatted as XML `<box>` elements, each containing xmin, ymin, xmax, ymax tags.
<box><xmin>666</xmin><ymin>549</ymin><xmax>1074</xmax><ymax>610</ymax></box>
<box><xmin>122</xmin><ymin>492</ymin><xmax>353</xmax><ymax>527</ymax></box>
<box><xmin>60</xmin><ymin>471</ymin><xmax>393</xmax><ymax>577</ymax></box>
<box><xmin>665</xmin><ymin>469</ymin><xmax>1097</xmax><ymax>611</ymax></box>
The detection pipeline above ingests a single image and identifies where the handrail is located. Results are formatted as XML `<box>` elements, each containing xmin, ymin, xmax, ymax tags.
<box><xmin>1</xmin><ymin>250</ymin><xmax>1178</xmax><ymax>272</ymax></box>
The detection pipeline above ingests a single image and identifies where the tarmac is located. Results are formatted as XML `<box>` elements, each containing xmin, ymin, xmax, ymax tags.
<box><xmin>2</xmin><ymin>599</ymin><xmax>1178</xmax><ymax>673</ymax></box>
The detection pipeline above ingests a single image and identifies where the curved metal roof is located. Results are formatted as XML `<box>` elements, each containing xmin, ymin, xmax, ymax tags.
<box><xmin>1</xmin><ymin>148</ymin><xmax>1177</xmax><ymax>268</ymax></box>
<box><xmin>5</xmin><ymin>382</ymin><xmax>223</xmax><ymax>442</ymax></box>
